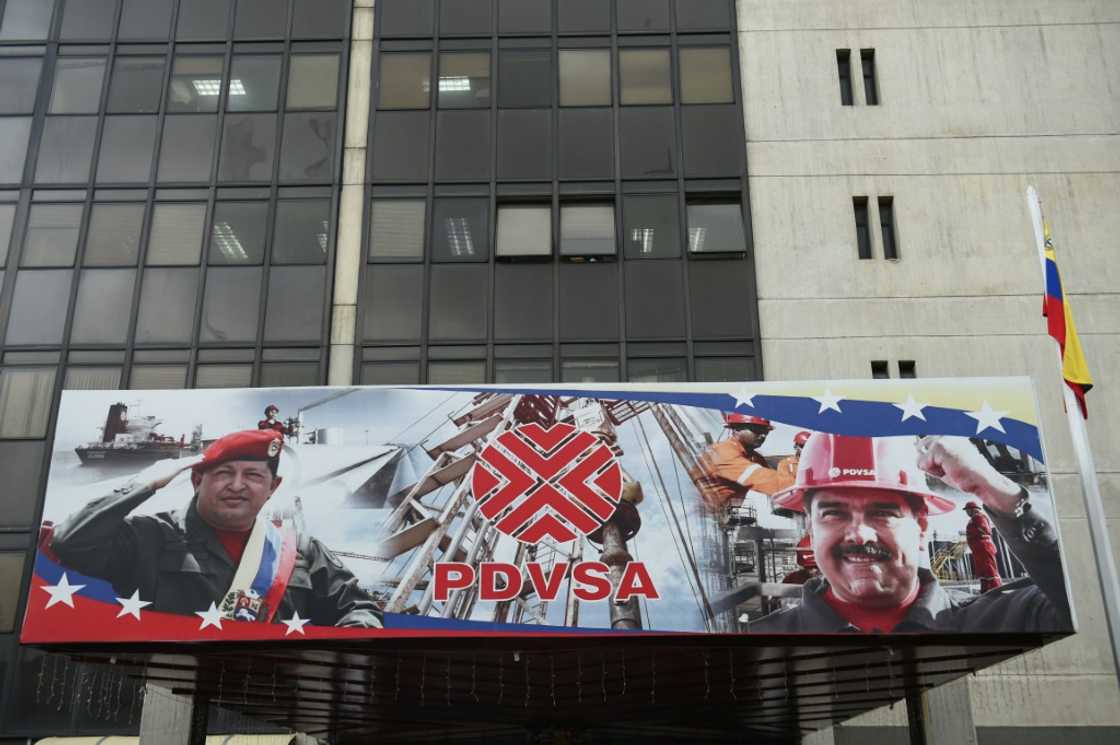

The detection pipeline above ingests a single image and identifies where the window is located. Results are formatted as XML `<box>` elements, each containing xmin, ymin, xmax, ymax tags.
<box><xmin>274</xmin><ymin>200</ymin><xmax>331</xmax><ymax>264</ymax></box>
<box><xmin>680</xmin><ymin>48</ymin><xmax>733</xmax><ymax>104</ymax></box>
<box><xmin>0</xmin><ymin>119</ymin><xmax>33</xmax><ymax>183</ymax></box>
<box><xmin>558</xmin><ymin>109</ymin><xmax>614</xmax><ymax>180</ymax></box>
<box><xmin>432</xmin><ymin>198</ymin><xmax>490</xmax><ymax>261</ymax></box>
<box><xmin>21</xmin><ymin>205</ymin><xmax>82</xmax><ymax>267</ymax></box>
<box><xmin>148</xmin><ymin>203</ymin><xmax>207</xmax><ymax>265</ymax></box>
<box><xmin>561</xmin><ymin>205</ymin><xmax>615</xmax><ymax>258</ymax></box>
<box><xmin>235</xmin><ymin>0</ymin><xmax>288</xmax><ymax>38</ymax></box>
<box><xmin>625</xmin><ymin>261</ymin><xmax>685</xmax><ymax>338</ymax></box>
<box><xmin>70</xmin><ymin>270</ymin><xmax>136</xmax><ymax>345</ymax></box>
<box><xmin>0</xmin><ymin>553</ymin><xmax>27</xmax><ymax>631</ymax></box>
<box><xmin>195</xmin><ymin>364</ymin><xmax>252</xmax><ymax>388</ymax></box>
<box><xmin>96</xmin><ymin>116</ymin><xmax>158</xmax><ymax>183</ymax></box>
<box><xmin>871</xmin><ymin>360</ymin><xmax>889</xmax><ymax>379</ymax></box>
<box><xmin>85</xmin><ymin>204</ymin><xmax>144</xmax><ymax>266</ymax></box>
<box><xmin>61</xmin><ymin>0</ymin><xmax>118</xmax><ymax>39</ymax></box>
<box><xmin>0</xmin><ymin>204</ymin><xmax>15</xmax><ymax>265</ymax></box>
<box><xmin>288</xmin><ymin>54</ymin><xmax>340</xmax><ymax>109</ymax></box>
<box><xmin>209</xmin><ymin>202</ymin><xmax>268</xmax><ymax>264</ymax></box>
<box><xmin>499</xmin><ymin>0</ymin><xmax>551</xmax><ymax>33</ymax></box>
<box><xmin>559</xmin><ymin>263</ymin><xmax>618</xmax><ymax>340</ymax></box>
<box><xmin>35</xmin><ymin>117</ymin><xmax>98</xmax><ymax>184</ymax></box>
<box><xmin>119</xmin><ymin>0</ymin><xmax>174</xmax><ymax>39</ymax></box>
<box><xmin>494</xmin><ymin>264</ymin><xmax>553</xmax><ymax>340</ymax></box>
<box><xmin>617</xmin><ymin>0</ymin><xmax>670</xmax><ymax>32</ymax></box>
<box><xmin>836</xmin><ymin>50</ymin><xmax>853</xmax><ymax>106</ymax></box>
<box><xmin>498</xmin><ymin>110</ymin><xmax>552</xmax><ymax>180</ymax></box>
<box><xmin>361</xmin><ymin>360</ymin><xmax>421</xmax><ymax>385</ymax></box>
<box><xmin>0</xmin><ymin>367</ymin><xmax>56</xmax><ymax>437</ymax></box>
<box><xmin>158</xmin><ymin>116</ymin><xmax>217</xmax><ymax>182</ymax></box>
<box><xmin>0</xmin><ymin>0</ymin><xmax>54</xmax><ymax>40</ymax></box>
<box><xmin>879</xmin><ymin>196</ymin><xmax>898</xmax><ymax>259</ymax></box>
<box><xmin>561</xmin><ymin>359</ymin><xmax>620</xmax><ymax>383</ymax></box>
<box><xmin>0</xmin><ymin>441</ymin><xmax>47</xmax><ymax>526</ymax></box>
<box><xmin>677</xmin><ymin>0</ymin><xmax>731</xmax><ymax>31</ymax></box>
<box><xmin>200</xmin><ymin>267</ymin><xmax>262</xmax><ymax>342</ymax></box>
<box><xmin>279</xmin><ymin>113</ymin><xmax>336</xmax><ymax>181</ymax></box>
<box><xmin>63</xmin><ymin>366</ymin><xmax>123</xmax><ymax>389</ymax></box>
<box><xmin>371</xmin><ymin>111</ymin><xmax>430</xmax><ymax>182</ymax></box>
<box><xmin>50</xmin><ymin>57</ymin><xmax>106</xmax><ymax>113</ymax></box>
<box><xmin>559</xmin><ymin>0</ymin><xmax>611</xmax><ymax>33</ymax></box>
<box><xmin>495</xmin><ymin>359</ymin><xmax>552</xmax><ymax>383</ymax></box>
<box><xmin>440</xmin><ymin>0</ymin><xmax>492</xmax><ymax>36</ymax></box>
<box><xmin>135</xmin><ymin>268</ymin><xmax>199</xmax><ymax>343</ymax></box>
<box><xmin>0</xmin><ymin>58</ymin><xmax>42</xmax><ymax>113</ymax></box>
<box><xmin>861</xmin><ymin>49</ymin><xmax>879</xmax><ymax>105</ymax></box>
<box><xmin>497</xmin><ymin>205</ymin><xmax>552</xmax><ymax>258</ymax></box>
<box><xmin>620</xmin><ymin>49</ymin><xmax>671</xmax><ymax>105</ymax></box>
<box><xmin>260</xmin><ymin>362</ymin><xmax>320</xmax><ymax>387</ymax></box>
<box><xmin>694</xmin><ymin>356</ymin><xmax>751</xmax><ymax>382</ymax></box>
<box><xmin>899</xmin><ymin>360</ymin><xmax>917</xmax><ymax>379</ymax></box>
<box><xmin>499</xmin><ymin>50</ymin><xmax>552</xmax><ymax>108</ymax></box>
<box><xmin>628</xmin><ymin>357</ymin><xmax>687</xmax><ymax>382</ymax></box>
<box><xmin>560</xmin><ymin>50</ymin><xmax>611</xmax><ymax>107</ymax></box>
<box><xmin>686</xmin><ymin>202</ymin><xmax>747</xmax><ymax>254</ymax></box>
<box><xmin>619</xmin><ymin>108</ymin><xmax>676</xmax><ymax>178</ymax></box>
<box><xmin>369</xmin><ymin>200</ymin><xmax>426</xmax><ymax>260</ymax></box>
<box><xmin>380</xmin><ymin>0</ymin><xmax>434</xmax><ymax>37</ymax></box>
<box><xmin>688</xmin><ymin>260</ymin><xmax>752</xmax><ymax>338</ymax></box>
<box><xmin>624</xmin><ymin>194</ymin><xmax>680</xmax><ymax>259</ymax></box>
<box><xmin>219</xmin><ymin>113</ymin><xmax>277</xmax><ymax>181</ymax></box>
<box><xmin>682</xmin><ymin>106</ymin><xmax>741</xmax><ymax>178</ymax></box>
<box><xmin>428</xmin><ymin>265</ymin><xmax>488</xmax><ymax>341</ymax></box>
<box><xmin>5</xmin><ymin>271</ymin><xmax>73</xmax><ymax>345</ymax></box>
<box><xmin>291</xmin><ymin>0</ymin><xmax>347</xmax><ymax>38</ymax></box>
<box><xmin>362</xmin><ymin>265</ymin><xmax>423</xmax><ymax>342</ymax></box>
<box><xmin>853</xmin><ymin>196</ymin><xmax>871</xmax><ymax>259</ymax></box>
<box><xmin>264</xmin><ymin>266</ymin><xmax>325</xmax><ymax>342</ymax></box>
<box><xmin>228</xmin><ymin>55</ymin><xmax>282</xmax><ymax>111</ymax></box>
<box><xmin>379</xmin><ymin>53</ymin><xmax>431</xmax><ymax>109</ymax></box>
<box><xmin>177</xmin><ymin>0</ymin><xmax>233</xmax><ymax>41</ymax></box>
<box><xmin>438</xmin><ymin>52</ymin><xmax>491</xmax><ymax>109</ymax></box>
<box><xmin>428</xmin><ymin>360</ymin><xmax>486</xmax><ymax>385</ymax></box>
<box><xmin>129</xmin><ymin>364</ymin><xmax>188</xmax><ymax>389</ymax></box>
<box><xmin>167</xmin><ymin>55</ymin><xmax>224</xmax><ymax>113</ymax></box>
<box><xmin>108</xmin><ymin>56</ymin><xmax>166</xmax><ymax>113</ymax></box>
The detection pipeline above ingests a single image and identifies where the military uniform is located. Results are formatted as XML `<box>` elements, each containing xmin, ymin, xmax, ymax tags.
<box><xmin>50</xmin><ymin>483</ymin><xmax>382</xmax><ymax>628</ymax></box>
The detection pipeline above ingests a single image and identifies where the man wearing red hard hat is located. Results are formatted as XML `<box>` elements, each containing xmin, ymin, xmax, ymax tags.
<box><xmin>964</xmin><ymin>501</ymin><xmax>1003</xmax><ymax>593</ymax></box>
<box><xmin>51</xmin><ymin>429</ymin><xmax>382</xmax><ymax>629</ymax></box>
<box><xmin>777</xmin><ymin>430</ymin><xmax>811</xmax><ymax>482</ymax></box>
<box><xmin>749</xmin><ymin>433</ymin><xmax>1070</xmax><ymax>633</ymax></box>
<box><xmin>693</xmin><ymin>413</ymin><xmax>794</xmax><ymax>512</ymax></box>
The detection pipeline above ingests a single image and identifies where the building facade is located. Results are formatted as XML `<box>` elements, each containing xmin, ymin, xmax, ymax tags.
<box><xmin>0</xmin><ymin>0</ymin><xmax>1116</xmax><ymax>743</ymax></box>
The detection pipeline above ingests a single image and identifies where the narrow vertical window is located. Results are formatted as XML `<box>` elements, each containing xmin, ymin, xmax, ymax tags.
<box><xmin>853</xmin><ymin>196</ymin><xmax>871</xmax><ymax>259</ymax></box>
<box><xmin>861</xmin><ymin>49</ymin><xmax>878</xmax><ymax>105</ymax></box>
<box><xmin>836</xmin><ymin>49</ymin><xmax>853</xmax><ymax>106</ymax></box>
<box><xmin>879</xmin><ymin>195</ymin><xmax>897</xmax><ymax>259</ymax></box>
<box><xmin>871</xmin><ymin>360</ymin><xmax>889</xmax><ymax>379</ymax></box>
<box><xmin>898</xmin><ymin>360</ymin><xmax>916</xmax><ymax>378</ymax></box>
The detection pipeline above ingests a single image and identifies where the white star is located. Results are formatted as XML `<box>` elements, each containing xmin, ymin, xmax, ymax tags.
<box><xmin>41</xmin><ymin>573</ymin><xmax>85</xmax><ymax>610</ymax></box>
<box><xmin>964</xmin><ymin>401</ymin><xmax>1008</xmax><ymax>434</ymax></box>
<box><xmin>730</xmin><ymin>384</ymin><xmax>756</xmax><ymax>410</ymax></box>
<box><xmin>282</xmin><ymin>611</ymin><xmax>310</xmax><ymax>636</ymax></box>
<box><xmin>195</xmin><ymin>602</ymin><xmax>224</xmax><ymax>631</ymax></box>
<box><xmin>893</xmin><ymin>395</ymin><xmax>928</xmax><ymax>422</ymax></box>
<box><xmin>812</xmin><ymin>390</ymin><xmax>844</xmax><ymax>414</ymax></box>
<box><xmin>115</xmin><ymin>590</ymin><xmax>152</xmax><ymax>620</ymax></box>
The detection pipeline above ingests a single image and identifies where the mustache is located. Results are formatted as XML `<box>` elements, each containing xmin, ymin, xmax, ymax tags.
<box><xmin>832</xmin><ymin>542</ymin><xmax>893</xmax><ymax>561</ymax></box>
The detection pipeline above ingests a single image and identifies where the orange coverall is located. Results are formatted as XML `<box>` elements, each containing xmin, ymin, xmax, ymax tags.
<box><xmin>694</xmin><ymin>439</ymin><xmax>794</xmax><ymax>512</ymax></box>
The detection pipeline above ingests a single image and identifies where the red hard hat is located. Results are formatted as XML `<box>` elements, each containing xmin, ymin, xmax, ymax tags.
<box><xmin>772</xmin><ymin>433</ymin><xmax>955</xmax><ymax>515</ymax></box>
<box><xmin>723</xmin><ymin>412</ymin><xmax>772</xmax><ymax>429</ymax></box>
<box><xmin>963</xmin><ymin>501</ymin><xmax>981</xmax><ymax>511</ymax></box>
<box><xmin>794</xmin><ymin>533</ymin><xmax>817</xmax><ymax>568</ymax></box>
<box><xmin>793</xmin><ymin>431</ymin><xmax>811</xmax><ymax>447</ymax></box>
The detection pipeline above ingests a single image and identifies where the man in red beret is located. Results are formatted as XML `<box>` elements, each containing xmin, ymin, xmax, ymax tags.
<box><xmin>51</xmin><ymin>429</ymin><xmax>381</xmax><ymax>629</ymax></box>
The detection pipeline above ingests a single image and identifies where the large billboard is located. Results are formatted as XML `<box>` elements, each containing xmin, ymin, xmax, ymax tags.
<box><xmin>21</xmin><ymin>380</ymin><xmax>1074</xmax><ymax>642</ymax></box>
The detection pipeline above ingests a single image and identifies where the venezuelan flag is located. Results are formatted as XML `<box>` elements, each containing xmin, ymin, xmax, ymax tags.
<box><xmin>1043</xmin><ymin>221</ymin><xmax>1093</xmax><ymax>417</ymax></box>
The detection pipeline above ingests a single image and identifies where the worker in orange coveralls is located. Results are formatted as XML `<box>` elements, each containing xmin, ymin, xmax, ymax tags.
<box><xmin>964</xmin><ymin>501</ymin><xmax>1003</xmax><ymax>593</ymax></box>
<box><xmin>777</xmin><ymin>431</ymin><xmax>811</xmax><ymax>481</ymax></box>
<box><xmin>694</xmin><ymin>413</ymin><xmax>794</xmax><ymax>511</ymax></box>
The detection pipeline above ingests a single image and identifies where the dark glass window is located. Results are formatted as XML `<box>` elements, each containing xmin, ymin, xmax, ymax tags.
<box><xmin>429</xmin><ymin>360</ymin><xmax>485</xmax><ymax>384</ymax></box>
<box><xmin>264</xmin><ymin>266</ymin><xmax>325</xmax><ymax>341</ymax></box>
<box><xmin>688</xmin><ymin>259</ymin><xmax>752</xmax><ymax>338</ymax></box>
<box><xmin>899</xmin><ymin>360</ymin><xmax>917</xmax><ymax>379</ymax></box>
<box><xmin>279</xmin><ymin>113</ymin><xmax>336</xmax><ymax>181</ymax></box>
<box><xmin>559</xmin><ymin>0</ymin><xmax>611</xmax><ymax>32</ymax></box>
<box><xmin>288</xmin><ymin>54</ymin><xmax>340</xmax><ymax>109</ymax></box>
<box><xmin>0</xmin><ymin>367</ymin><xmax>56</xmax><ymax>437</ymax></box>
<box><xmin>235</xmin><ymin>0</ymin><xmax>288</xmax><ymax>38</ymax></box>
<box><xmin>561</xmin><ymin>359</ymin><xmax>619</xmax><ymax>383</ymax></box>
<box><xmin>0</xmin><ymin>0</ymin><xmax>54</xmax><ymax>40</ymax></box>
<box><xmin>85</xmin><ymin>204</ymin><xmax>144</xmax><ymax>265</ymax></box>
<box><xmin>380</xmin><ymin>0</ymin><xmax>435</xmax><ymax>37</ymax></box>
<box><xmin>70</xmin><ymin>269</ymin><xmax>136</xmax><ymax>344</ymax></box>
<box><xmin>558</xmin><ymin>109</ymin><xmax>613</xmax><ymax>180</ymax></box>
<box><xmin>0</xmin><ymin>553</ymin><xmax>27</xmax><ymax>630</ymax></box>
<box><xmin>560</xmin><ymin>205</ymin><xmax>615</xmax><ymax>257</ymax></box>
<box><xmin>617</xmin><ymin>0</ymin><xmax>670</xmax><ymax>33</ymax></box>
<box><xmin>22</xmin><ymin>204</ymin><xmax>82</xmax><ymax>267</ymax></box>
<box><xmin>619</xmin><ymin>49</ymin><xmax>671</xmax><ymax>105</ymax></box>
<box><xmin>260</xmin><ymin>362</ymin><xmax>320</xmax><ymax>387</ymax></box>
<box><xmin>429</xmin><ymin>265</ymin><xmax>488</xmax><ymax>341</ymax></box>
<box><xmin>560</xmin><ymin>50</ymin><xmax>611</xmax><ymax>106</ymax></box>
<box><xmin>177</xmin><ymin>0</ymin><xmax>233</xmax><ymax>41</ymax></box>
<box><xmin>694</xmin><ymin>356</ymin><xmax>751</xmax><ymax>382</ymax></box>
<box><xmin>498</xmin><ymin>109</ymin><xmax>552</xmax><ymax>180</ymax></box>
<box><xmin>432</xmin><ymin>197</ymin><xmax>489</xmax><ymax>261</ymax></box>
<box><xmin>96</xmin><ymin>116</ymin><xmax>158</xmax><ymax>183</ymax></box>
<box><xmin>498</xmin><ymin>50</ymin><xmax>552</xmax><ymax>108</ymax></box>
<box><xmin>5</xmin><ymin>270</ymin><xmax>73</xmax><ymax>345</ymax></box>
<box><xmin>362</xmin><ymin>264</ymin><xmax>423</xmax><ymax>342</ymax></box>
<box><xmin>108</xmin><ymin>56</ymin><xmax>166</xmax><ymax>113</ymax></box>
<box><xmin>682</xmin><ymin>105</ymin><xmax>742</xmax><ymax>177</ymax></box>
<box><xmin>619</xmin><ymin>108</ymin><xmax>675</xmax><ymax>178</ymax></box>
<box><xmin>836</xmin><ymin>50</ymin><xmax>853</xmax><ymax>106</ymax></box>
<box><xmin>119</xmin><ymin>0</ymin><xmax>174</xmax><ymax>39</ymax></box>
<box><xmin>50</xmin><ymin>57</ymin><xmax>106</xmax><ymax>114</ymax></box>
<box><xmin>496</xmin><ymin>205</ymin><xmax>551</xmax><ymax>258</ymax></box>
<box><xmin>168</xmin><ymin>55</ymin><xmax>224</xmax><ymax>113</ymax></box>
<box><xmin>147</xmin><ymin>203</ymin><xmax>207</xmax><ymax>265</ymax></box>
<box><xmin>209</xmin><ymin>202</ymin><xmax>268</xmax><ymax>264</ymax></box>
<box><xmin>370</xmin><ymin>200</ymin><xmax>426</xmax><ymax>260</ymax></box>
<box><xmin>871</xmin><ymin>360</ymin><xmax>889</xmax><ymax>379</ymax></box>
<box><xmin>628</xmin><ymin>357</ymin><xmax>687</xmax><ymax>382</ymax></box>
<box><xmin>861</xmin><ymin>48</ymin><xmax>879</xmax><ymax>105</ymax></box>
<box><xmin>228</xmin><ymin>55</ymin><xmax>282</xmax><ymax>111</ymax></box>
<box><xmin>0</xmin><ymin>204</ymin><xmax>15</xmax><ymax>265</ymax></box>
<box><xmin>494</xmin><ymin>264</ymin><xmax>552</xmax><ymax>340</ymax></box>
<box><xmin>675</xmin><ymin>0</ymin><xmax>731</xmax><ymax>31</ymax></box>
<box><xmin>625</xmin><ymin>260</ymin><xmax>684</xmax><ymax>338</ymax></box>
<box><xmin>61</xmin><ymin>0</ymin><xmax>118</xmax><ymax>39</ymax></box>
<box><xmin>130</xmin><ymin>364</ymin><xmax>188</xmax><ymax>388</ymax></box>
<box><xmin>559</xmin><ymin>263</ymin><xmax>618</xmax><ymax>340</ymax></box>
<box><xmin>379</xmin><ymin>53</ymin><xmax>431</xmax><ymax>109</ymax></box>
<box><xmin>499</xmin><ymin>0</ymin><xmax>551</xmax><ymax>33</ymax></box>
<box><xmin>0</xmin><ymin>441</ymin><xmax>46</xmax><ymax>526</ymax></box>
<box><xmin>495</xmin><ymin>359</ymin><xmax>552</xmax><ymax>383</ymax></box>
<box><xmin>137</xmin><ymin>269</ymin><xmax>206</xmax><ymax>350</ymax></box>
<box><xmin>0</xmin><ymin>118</ymin><xmax>32</xmax><ymax>183</ymax></box>
<box><xmin>0</xmin><ymin>58</ymin><xmax>42</xmax><ymax>113</ymax></box>
<box><xmin>196</xmin><ymin>364</ymin><xmax>252</xmax><ymax>387</ymax></box>
<box><xmin>371</xmin><ymin>111</ymin><xmax>430</xmax><ymax>182</ymax></box>
<box><xmin>219</xmin><ymin>113</ymin><xmax>277</xmax><ymax>181</ymax></box>
<box><xmin>201</xmin><ymin>266</ymin><xmax>262</xmax><ymax>342</ymax></box>
<box><xmin>291</xmin><ymin>0</ymin><xmax>348</xmax><ymax>38</ymax></box>
<box><xmin>361</xmin><ymin>360</ymin><xmax>421</xmax><ymax>385</ymax></box>
<box><xmin>439</xmin><ymin>52</ymin><xmax>491</xmax><ymax>109</ymax></box>
<box><xmin>879</xmin><ymin>196</ymin><xmax>897</xmax><ymax>259</ymax></box>
<box><xmin>36</xmin><ymin>117</ymin><xmax>98</xmax><ymax>184</ymax></box>
<box><xmin>686</xmin><ymin>202</ymin><xmax>746</xmax><ymax>254</ymax></box>
<box><xmin>435</xmin><ymin>110</ymin><xmax>491</xmax><ymax>180</ymax></box>
<box><xmin>680</xmin><ymin>47</ymin><xmax>733</xmax><ymax>104</ymax></box>
<box><xmin>274</xmin><ymin>200</ymin><xmax>330</xmax><ymax>264</ymax></box>
<box><xmin>853</xmin><ymin>196</ymin><xmax>870</xmax><ymax>259</ymax></box>
<box><xmin>158</xmin><ymin>116</ymin><xmax>218</xmax><ymax>181</ymax></box>
<box><xmin>624</xmin><ymin>194</ymin><xmax>680</xmax><ymax>258</ymax></box>
<box><xmin>440</xmin><ymin>0</ymin><xmax>492</xmax><ymax>36</ymax></box>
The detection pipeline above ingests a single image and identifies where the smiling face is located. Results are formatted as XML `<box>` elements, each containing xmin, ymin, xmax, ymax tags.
<box><xmin>807</xmin><ymin>487</ymin><xmax>927</xmax><ymax>609</ymax></box>
<box><xmin>194</xmin><ymin>460</ymin><xmax>282</xmax><ymax>532</ymax></box>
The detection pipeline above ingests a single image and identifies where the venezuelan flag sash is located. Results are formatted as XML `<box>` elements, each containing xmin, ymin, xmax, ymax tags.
<box><xmin>1043</xmin><ymin>221</ymin><xmax>1094</xmax><ymax>417</ymax></box>
<box><xmin>218</xmin><ymin>518</ymin><xmax>298</xmax><ymax>623</ymax></box>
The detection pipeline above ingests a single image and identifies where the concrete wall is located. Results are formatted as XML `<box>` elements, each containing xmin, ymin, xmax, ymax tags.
<box><xmin>738</xmin><ymin>0</ymin><xmax>1120</xmax><ymax>734</ymax></box>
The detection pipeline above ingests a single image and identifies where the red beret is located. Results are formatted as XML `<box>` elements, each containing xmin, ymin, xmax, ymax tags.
<box><xmin>194</xmin><ymin>429</ymin><xmax>282</xmax><ymax>473</ymax></box>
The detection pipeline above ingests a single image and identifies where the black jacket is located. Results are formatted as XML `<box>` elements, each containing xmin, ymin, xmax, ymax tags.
<box><xmin>748</xmin><ymin>508</ymin><xmax>1072</xmax><ymax>634</ymax></box>
<box><xmin>51</xmin><ymin>483</ymin><xmax>382</xmax><ymax>628</ymax></box>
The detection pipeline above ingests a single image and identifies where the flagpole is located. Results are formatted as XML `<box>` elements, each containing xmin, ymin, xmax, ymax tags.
<box><xmin>1027</xmin><ymin>186</ymin><xmax>1120</xmax><ymax>685</ymax></box>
